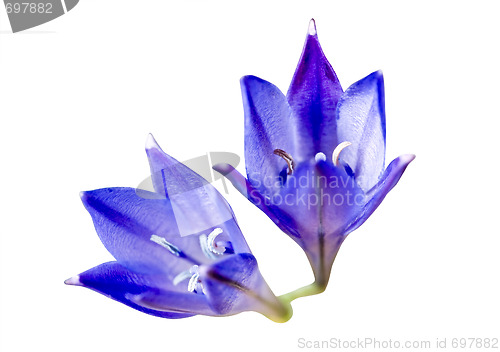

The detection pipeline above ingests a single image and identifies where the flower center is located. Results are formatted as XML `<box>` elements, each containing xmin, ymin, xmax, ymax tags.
<box><xmin>150</xmin><ymin>229</ymin><xmax>234</xmax><ymax>294</ymax></box>
<box><xmin>274</xmin><ymin>149</ymin><xmax>295</xmax><ymax>175</ymax></box>
<box><xmin>332</xmin><ymin>141</ymin><xmax>352</xmax><ymax>166</ymax></box>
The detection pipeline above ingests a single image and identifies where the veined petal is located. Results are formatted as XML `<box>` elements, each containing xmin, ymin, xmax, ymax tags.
<box><xmin>145</xmin><ymin>133</ymin><xmax>205</xmax><ymax>197</ymax></box>
<box><xmin>241</xmin><ymin>75</ymin><xmax>294</xmax><ymax>197</ymax></box>
<box><xmin>315</xmin><ymin>160</ymin><xmax>365</xmax><ymax>239</ymax></box>
<box><xmin>80</xmin><ymin>187</ymin><xmax>196</xmax><ymax>276</ymax></box>
<box><xmin>65</xmin><ymin>262</ymin><xmax>196</xmax><ymax>319</ymax></box>
<box><xmin>336</xmin><ymin>70</ymin><xmax>386</xmax><ymax>192</ymax></box>
<box><xmin>200</xmin><ymin>253</ymin><xmax>287</xmax><ymax>320</ymax></box>
<box><xmin>215</xmin><ymin>161</ymin><xmax>364</xmax><ymax>287</ymax></box>
<box><xmin>273</xmin><ymin>160</ymin><xmax>364</xmax><ymax>282</ymax></box>
<box><xmin>345</xmin><ymin>154</ymin><xmax>415</xmax><ymax>234</ymax></box>
<box><xmin>200</xmin><ymin>253</ymin><xmax>258</xmax><ymax>315</ymax></box>
<box><xmin>145</xmin><ymin>134</ymin><xmax>235</xmax><ymax>237</ymax></box>
<box><xmin>304</xmin><ymin>160</ymin><xmax>364</xmax><ymax>284</ymax></box>
<box><xmin>127</xmin><ymin>254</ymin><xmax>290</xmax><ymax>321</ymax></box>
<box><xmin>81</xmin><ymin>187</ymin><xmax>251</xmax><ymax>278</ymax></box>
<box><xmin>287</xmin><ymin>19</ymin><xmax>343</xmax><ymax>161</ymax></box>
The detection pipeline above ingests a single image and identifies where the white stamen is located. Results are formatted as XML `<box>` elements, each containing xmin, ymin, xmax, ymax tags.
<box><xmin>189</xmin><ymin>265</ymin><xmax>199</xmax><ymax>275</ymax></box>
<box><xmin>173</xmin><ymin>270</ymin><xmax>193</xmax><ymax>286</ymax></box>
<box><xmin>207</xmin><ymin>228</ymin><xmax>225</xmax><ymax>254</ymax></box>
<box><xmin>332</xmin><ymin>141</ymin><xmax>352</xmax><ymax>166</ymax></box>
<box><xmin>173</xmin><ymin>265</ymin><xmax>201</xmax><ymax>293</ymax></box>
<box><xmin>187</xmin><ymin>275</ymin><xmax>199</xmax><ymax>292</ymax></box>
<box><xmin>315</xmin><ymin>152</ymin><xmax>326</xmax><ymax>162</ymax></box>
<box><xmin>150</xmin><ymin>234</ymin><xmax>181</xmax><ymax>256</ymax></box>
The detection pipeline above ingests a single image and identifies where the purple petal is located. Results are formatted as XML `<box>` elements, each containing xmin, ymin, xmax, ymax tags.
<box><xmin>129</xmin><ymin>254</ymin><xmax>287</xmax><ymax>319</ymax></box>
<box><xmin>336</xmin><ymin>71</ymin><xmax>386</xmax><ymax>192</ymax></box>
<box><xmin>215</xmin><ymin>161</ymin><xmax>366</xmax><ymax>285</ymax></box>
<box><xmin>145</xmin><ymin>134</ymin><xmax>235</xmax><ymax>237</ymax></box>
<box><xmin>81</xmin><ymin>187</ymin><xmax>187</xmax><ymax>276</ymax></box>
<box><xmin>215</xmin><ymin>160</ymin><xmax>363</xmax><ymax>249</ymax></box>
<box><xmin>314</xmin><ymin>161</ymin><xmax>366</xmax><ymax>239</ymax></box>
<box><xmin>65</xmin><ymin>262</ymin><xmax>196</xmax><ymax>319</ymax></box>
<box><xmin>201</xmin><ymin>253</ymin><xmax>256</xmax><ymax>313</ymax></box>
<box><xmin>241</xmin><ymin>75</ymin><xmax>294</xmax><ymax>197</ymax></box>
<box><xmin>345</xmin><ymin>154</ymin><xmax>415</xmax><ymax>234</ymax></box>
<box><xmin>80</xmin><ymin>187</ymin><xmax>250</xmax><ymax>278</ymax></box>
<box><xmin>200</xmin><ymin>253</ymin><xmax>288</xmax><ymax>319</ymax></box>
<box><xmin>287</xmin><ymin>19</ymin><xmax>343</xmax><ymax>161</ymax></box>
<box><xmin>145</xmin><ymin>133</ymin><xmax>203</xmax><ymax>197</ymax></box>
<box><xmin>252</xmin><ymin>160</ymin><xmax>365</xmax><ymax>243</ymax></box>
<box><xmin>275</xmin><ymin>161</ymin><xmax>364</xmax><ymax>281</ymax></box>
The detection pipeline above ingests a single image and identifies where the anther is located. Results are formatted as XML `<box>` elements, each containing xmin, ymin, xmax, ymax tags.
<box><xmin>173</xmin><ymin>265</ymin><xmax>202</xmax><ymax>294</ymax></box>
<box><xmin>187</xmin><ymin>266</ymin><xmax>200</xmax><ymax>293</ymax></box>
<box><xmin>199</xmin><ymin>228</ymin><xmax>226</xmax><ymax>259</ymax></box>
<box><xmin>274</xmin><ymin>149</ymin><xmax>295</xmax><ymax>175</ymax></box>
<box><xmin>315</xmin><ymin>152</ymin><xmax>326</xmax><ymax>162</ymax></box>
<box><xmin>332</xmin><ymin>142</ymin><xmax>352</xmax><ymax>166</ymax></box>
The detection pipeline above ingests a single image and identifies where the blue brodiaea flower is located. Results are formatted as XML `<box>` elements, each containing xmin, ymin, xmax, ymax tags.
<box><xmin>65</xmin><ymin>134</ymin><xmax>291</xmax><ymax>322</ymax></box>
<box><xmin>214</xmin><ymin>20</ymin><xmax>415</xmax><ymax>295</ymax></box>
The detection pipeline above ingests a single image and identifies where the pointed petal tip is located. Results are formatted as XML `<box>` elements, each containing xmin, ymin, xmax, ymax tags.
<box><xmin>64</xmin><ymin>275</ymin><xmax>81</xmax><ymax>286</ymax></box>
<box><xmin>400</xmin><ymin>153</ymin><xmax>416</xmax><ymax>164</ymax></box>
<box><xmin>145</xmin><ymin>133</ymin><xmax>160</xmax><ymax>151</ymax></box>
<box><xmin>240</xmin><ymin>75</ymin><xmax>267</xmax><ymax>89</ymax></box>
<box><xmin>240</xmin><ymin>74</ymin><xmax>257</xmax><ymax>82</ymax></box>
<box><xmin>364</xmin><ymin>70</ymin><xmax>384</xmax><ymax>84</ymax></box>
<box><xmin>79</xmin><ymin>191</ymin><xmax>91</xmax><ymax>204</ymax></box>
<box><xmin>240</xmin><ymin>75</ymin><xmax>254</xmax><ymax>88</ymax></box>
<box><xmin>308</xmin><ymin>18</ymin><xmax>317</xmax><ymax>36</ymax></box>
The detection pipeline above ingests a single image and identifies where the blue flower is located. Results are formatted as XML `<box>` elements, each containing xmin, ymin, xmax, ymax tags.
<box><xmin>65</xmin><ymin>134</ymin><xmax>291</xmax><ymax>322</ymax></box>
<box><xmin>214</xmin><ymin>20</ymin><xmax>415</xmax><ymax>297</ymax></box>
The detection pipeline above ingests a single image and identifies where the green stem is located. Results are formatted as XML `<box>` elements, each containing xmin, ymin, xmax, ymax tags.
<box><xmin>278</xmin><ymin>237</ymin><xmax>337</xmax><ymax>304</ymax></box>
<box><xmin>278</xmin><ymin>279</ymin><xmax>327</xmax><ymax>304</ymax></box>
<box><xmin>262</xmin><ymin>296</ymin><xmax>294</xmax><ymax>323</ymax></box>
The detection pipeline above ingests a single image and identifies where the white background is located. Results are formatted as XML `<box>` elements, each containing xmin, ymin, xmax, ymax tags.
<box><xmin>1</xmin><ymin>1</ymin><xmax>499</xmax><ymax>351</ymax></box>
